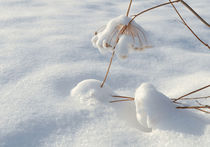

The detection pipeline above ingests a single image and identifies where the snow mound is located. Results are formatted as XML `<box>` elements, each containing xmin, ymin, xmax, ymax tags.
<box><xmin>91</xmin><ymin>15</ymin><xmax>151</xmax><ymax>59</ymax></box>
<box><xmin>134</xmin><ymin>83</ymin><xmax>207</xmax><ymax>135</ymax></box>
<box><xmin>70</xmin><ymin>79</ymin><xmax>113</xmax><ymax>106</ymax></box>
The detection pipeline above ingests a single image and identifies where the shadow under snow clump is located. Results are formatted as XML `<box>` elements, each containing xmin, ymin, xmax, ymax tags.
<box><xmin>135</xmin><ymin>83</ymin><xmax>208</xmax><ymax>135</ymax></box>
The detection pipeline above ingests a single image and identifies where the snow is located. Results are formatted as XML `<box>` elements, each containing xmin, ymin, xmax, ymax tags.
<box><xmin>134</xmin><ymin>83</ymin><xmax>208</xmax><ymax>135</ymax></box>
<box><xmin>0</xmin><ymin>0</ymin><xmax>210</xmax><ymax>146</ymax></box>
<box><xmin>91</xmin><ymin>15</ymin><xmax>151</xmax><ymax>58</ymax></box>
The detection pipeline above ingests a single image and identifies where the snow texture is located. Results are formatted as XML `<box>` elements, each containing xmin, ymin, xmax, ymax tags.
<box><xmin>135</xmin><ymin>83</ymin><xmax>207</xmax><ymax>135</ymax></box>
<box><xmin>0</xmin><ymin>0</ymin><xmax>210</xmax><ymax>146</ymax></box>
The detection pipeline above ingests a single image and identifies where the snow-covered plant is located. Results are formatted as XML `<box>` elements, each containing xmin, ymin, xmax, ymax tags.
<box><xmin>110</xmin><ymin>84</ymin><xmax>210</xmax><ymax>115</ymax></box>
<box><xmin>91</xmin><ymin>15</ymin><xmax>151</xmax><ymax>59</ymax></box>
<box><xmin>92</xmin><ymin>0</ymin><xmax>210</xmax><ymax>88</ymax></box>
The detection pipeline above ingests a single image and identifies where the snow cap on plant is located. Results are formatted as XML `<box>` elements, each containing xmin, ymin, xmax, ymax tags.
<box><xmin>91</xmin><ymin>15</ymin><xmax>151</xmax><ymax>59</ymax></box>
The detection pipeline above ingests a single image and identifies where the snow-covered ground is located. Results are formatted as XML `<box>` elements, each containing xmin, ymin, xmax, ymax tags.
<box><xmin>0</xmin><ymin>0</ymin><xmax>210</xmax><ymax>146</ymax></box>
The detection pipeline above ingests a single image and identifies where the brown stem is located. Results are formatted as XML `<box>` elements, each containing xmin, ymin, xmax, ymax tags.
<box><xmin>100</xmin><ymin>25</ymin><xmax>128</xmax><ymax>88</ymax></box>
<box><xmin>195</xmin><ymin>108</ymin><xmax>210</xmax><ymax>114</ymax></box>
<box><xmin>180</xmin><ymin>0</ymin><xmax>210</xmax><ymax>27</ymax></box>
<box><xmin>112</xmin><ymin>95</ymin><xmax>135</xmax><ymax>100</ymax></box>
<box><xmin>100</xmin><ymin>51</ymin><xmax>115</xmax><ymax>88</ymax></box>
<box><xmin>176</xmin><ymin>105</ymin><xmax>210</xmax><ymax>109</ymax></box>
<box><xmin>168</xmin><ymin>0</ymin><xmax>210</xmax><ymax>49</ymax></box>
<box><xmin>129</xmin><ymin>0</ymin><xmax>181</xmax><ymax>23</ymax></box>
<box><xmin>171</xmin><ymin>96</ymin><xmax>210</xmax><ymax>100</ymax></box>
<box><xmin>110</xmin><ymin>99</ymin><xmax>134</xmax><ymax>103</ymax></box>
<box><xmin>126</xmin><ymin>0</ymin><xmax>133</xmax><ymax>17</ymax></box>
<box><xmin>173</xmin><ymin>84</ymin><xmax>210</xmax><ymax>102</ymax></box>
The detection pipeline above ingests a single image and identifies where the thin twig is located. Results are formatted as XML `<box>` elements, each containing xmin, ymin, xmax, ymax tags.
<box><xmin>110</xmin><ymin>99</ymin><xmax>134</xmax><ymax>103</ymax></box>
<box><xmin>173</xmin><ymin>84</ymin><xmax>210</xmax><ymax>102</ymax></box>
<box><xmin>112</xmin><ymin>95</ymin><xmax>135</xmax><ymax>100</ymax></box>
<box><xmin>195</xmin><ymin>108</ymin><xmax>210</xmax><ymax>114</ymax></box>
<box><xmin>176</xmin><ymin>105</ymin><xmax>210</xmax><ymax>109</ymax></box>
<box><xmin>168</xmin><ymin>0</ymin><xmax>210</xmax><ymax>49</ymax></box>
<box><xmin>101</xmin><ymin>51</ymin><xmax>115</xmax><ymax>88</ymax></box>
<box><xmin>130</xmin><ymin>0</ymin><xmax>181</xmax><ymax>22</ymax></box>
<box><xmin>126</xmin><ymin>0</ymin><xmax>133</xmax><ymax>17</ymax></box>
<box><xmin>180</xmin><ymin>0</ymin><xmax>210</xmax><ymax>27</ymax></box>
<box><xmin>101</xmin><ymin>26</ymin><xmax>128</xmax><ymax>88</ymax></box>
<box><xmin>171</xmin><ymin>96</ymin><xmax>210</xmax><ymax>100</ymax></box>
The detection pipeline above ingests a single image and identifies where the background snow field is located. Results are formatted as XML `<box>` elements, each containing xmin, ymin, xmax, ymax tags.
<box><xmin>0</xmin><ymin>0</ymin><xmax>210</xmax><ymax>146</ymax></box>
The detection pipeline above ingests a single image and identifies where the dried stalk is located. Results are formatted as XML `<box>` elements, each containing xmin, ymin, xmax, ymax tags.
<box><xmin>126</xmin><ymin>0</ymin><xmax>132</xmax><ymax>17</ymax></box>
<box><xmin>176</xmin><ymin>105</ymin><xmax>210</xmax><ymax>109</ymax></box>
<box><xmin>101</xmin><ymin>51</ymin><xmax>115</xmax><ymax>88</ymax></box>
<box><xmin>100</xmin><ymin>26</ymin><xmax>128</xmax><ymax>88</ymax></box>
<box><xmin>171</xmin><ymin>96</ymin><xmax>210</xmax><ymax>101</ymax></box>
<box><xmin>180</xmin><ymin>0</ymin><xmax>210</xmax><ymax>27</ymax></box>
<box><xmin>168</xmin><ymin>0</ymin><xmax>210</xmax><ymax>49</ymax></box>
<box><xmin>110</xmin><ymin>95</ymin><xmax>134</xmax><ymax>103</ymax></box>
<box><xmin>130</xmin><ymin>0</ymin><xmax>181</xmax><ymax>22</ymax></box>
<box><xmin>112</xmin><ymin>95</ymin><xmax>135</xmax><ymax>99</ymax></box>
<box><xmin>195</xmin><ymin>108</ymin><xmax>210</xmax><ymax>114</ymax></box>
<box><xmin>173</xmin><ymin>84</ymin><xmax>210</xmax><ymax>102</ymax></box>
<box><xmin>101</xmin><ymin>0</ymin><xmax>182</xmax><ymax>88</ymax></box>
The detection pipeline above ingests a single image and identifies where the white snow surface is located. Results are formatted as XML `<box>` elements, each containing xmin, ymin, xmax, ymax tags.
<box><xmin>0</xmin><ymin>0</ymin><xmax>210</xmax><ymax>146</ymax></box>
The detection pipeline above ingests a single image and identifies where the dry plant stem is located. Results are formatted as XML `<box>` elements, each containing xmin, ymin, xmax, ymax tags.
<box><xmin>101</xmin><ymin>0</ymin><xmax>181</xmax><ymax>88</ymax></box>
<box><xmin>171</xmin><ymin>96</ymin><xmax>210</xmax><ymax>101</ymax></box>
<box><xmin>176</xmin><ymin>105</ymin><xmax>210</xmax><ymax>109</ymax></box>
<box><xmin>112</xmin><ymin>95</ymin><xmax>135</xmax><ymax>100</ymax></box>
<box><xmin>173</xmin><ymin>84</ymin><xmax>210</xmax><ymax>102</ymax></box>
<box><xmin>168</xmin><ymin>0</ymin><xmax>210</xmax><ymax>49</ymax></box>
<box><xmin>110</xmin><ymin>95</ymin><xmax>134</xmax><ymax>103</ymax></box>
<box><xmin>180</xmin><ymin>0</ymin><xmax>210</xmax><ymax>27</ymax></box>
<box><xmin>101</xmin><ymin>0</ymin><xmax>133</xmax><ymax>88</ymax></box>
<box><xmin>130</xmin><ymin>0</ymin><xmax>181</xmax><ymax>22</ymax></box>
<box><xmin>100</xmin><ymin>51</ymin><xmax>115</xmax><ymax>88</ymax></box>
<box><xmin>110</xmin><ymin>99</ymin><xmax>134</xmax><ymax>103</ymax></box>
<box><xmin>126</xmin><ymin>0</ymin><xmax>132</xmax><ymax>17</ymax></box>
<box><xmin>195</xmin><ymin>108</ymin><xmax>210</xmax><ymax>114</ymax></box>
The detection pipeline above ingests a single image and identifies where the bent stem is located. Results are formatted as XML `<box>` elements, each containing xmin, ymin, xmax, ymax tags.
<box><xmin>168</xmin><ymin>0</ymin><xmax>210</xmax><ymax>49</ymax></box>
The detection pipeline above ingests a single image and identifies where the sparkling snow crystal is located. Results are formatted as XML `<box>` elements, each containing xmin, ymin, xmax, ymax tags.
<box><xmin>91</xmin><ymin>15</ymin><xmax>151</xmax><ymax>58</ymax></box>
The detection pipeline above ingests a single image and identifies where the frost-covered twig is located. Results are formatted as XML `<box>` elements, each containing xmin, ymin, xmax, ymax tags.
<box><xmin>168</xmin><ymin>0</ymin><xmax>210</xmax><ymax>49</ymax></box>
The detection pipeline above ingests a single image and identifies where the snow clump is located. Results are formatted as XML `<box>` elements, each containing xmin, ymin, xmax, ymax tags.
<box><xmin>91</xmin><ymin>15</ymin><xmax>151</xmax><ymax>59</ymax></box>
